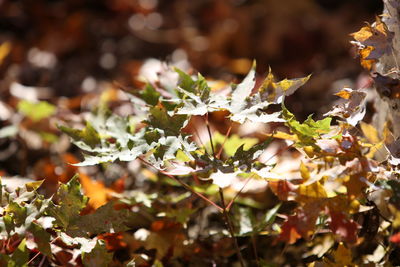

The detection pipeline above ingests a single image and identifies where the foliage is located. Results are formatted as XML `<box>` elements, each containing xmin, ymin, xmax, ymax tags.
<box><xmin>2</xmin><ymin>1</ymin><xmax>400</xmax><ymax>266</ymax></box>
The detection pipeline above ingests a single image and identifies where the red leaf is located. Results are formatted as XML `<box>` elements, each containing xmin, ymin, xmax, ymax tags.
<box><xmin>329</xmin><ymin>210</ymin><xmax>359</xmax><ymax>243</ymax></box>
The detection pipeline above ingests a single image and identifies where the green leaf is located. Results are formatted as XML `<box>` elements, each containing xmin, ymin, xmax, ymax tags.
<box><xmin>282</xmin><ymin>104</ymin><xmax>331</xmax><ymax>146</ymax></box>
<box><xmin>229</xmin><ymin>138</ymin><xmax>273</xmax><ymax>170</ymax></box>
<box><xmin>47</xmin><ymin>175</ymin><xmax>88</xmax><ymax>230</ymax></box>
<box><xmin>146</xmin><ymin>106</ymin><xmax>188</xmax><ymax>136</ymax></box>
<box><xmin>7</xmin><ymin>201</ymin><xmax>27</xmax><ymax>226</ymax></box>
<box><xmin>175</xmin><ymin>68</ymin><xmax>197</xmax><ymax>94</ymax></box>
<box><xmin>59</xmin><ymin>122</ymin><xmax>101</xmax><ymax>149</ymax></box>
<box><xmin>206</xmin><ymin>132</ymin><xmax>259</xmax><ymax>157</ymax></box>
<box><xmin>10</xmin><ymin>238</ymin><xmax>29</xmax><ymax>267</ymax></box>
<box><xmin>82</xmin><ymin>240</ymin><xmax>113</xmax><ymax>267</ymax></box>
<box><xmin>17</xmin><ymin>100</ymin><xmax>56</xmax><ymax>122</ymax></box>
<box><xmin>140</xmin><ymin>83</ymin><xmax>160</xmax><ymax>106</ymax></box>
<box><xmin>28</xmin><ymin>222</ymin><xmax>51</xmax><ymax>256</ymax></box>
<box><xmin>67</xmin><ymin>201</ymin><xmax>131</xmax><ymax>237</ymax></box>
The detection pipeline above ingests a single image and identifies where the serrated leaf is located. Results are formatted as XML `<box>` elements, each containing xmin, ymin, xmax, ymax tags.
<box><xmin>230</xmin><ymin>61</ymin><xmax>257</xmax><ymax>115</ymax></box>
<box><xmin>10</xmin><ymin>238</ymin><xmax>29</xmax><ymax>267</ymax></box>
<box><xmin>229</xmin><ymin>138</ymin><xmax>272</xmax><ymax>170</ymax></box>
<box><xmin>283</xmin><ymin>104</ymin><xmax>332</xmax><ymax>146</ymax></box>
<box><xmin>228</xmin><ymin>64</ymin><xmax>309</xmax><ymax>124</ymax></box>
<box><xmin>67</xmin><ymin>201</ymin><xmax>131</xmax><ymax>237</ymax></box>
<box><xmin>140</xmin><ymin>83</ymin><xmax>160</xmax><ymax>106</ymax></box>
<box><xmin>260</xmin><ymin>69</ymin><xmax>311</xmax><ymax>104</ymax></box>
<box><xmin>82</xmin><ymin>240</ymin><xmax>113</xmax><ymax>267</ymax></box>
<box><xmin>28</xmin><ymin>222</ymin><xmax>51</xmax><ymax>256</ymax></box>
<box><xmin>47</xmin><ymin>175</ymin><xmax>88</xmax><ymax>230</ymax></box>
<box><xmin>59</xmin><ymin>122</ymin><xmax>101</xmax><ymax>149</ymax></box>
<box><xmin>146</xmin><ymin>106</ymin><xmax>188</xmax><ymax>136</ymax></box>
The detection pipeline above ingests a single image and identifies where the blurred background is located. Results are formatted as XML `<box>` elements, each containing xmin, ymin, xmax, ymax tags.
<box><xmin>0</xmin><ymin>0</ymin><xmax>381</xmax><ymax>176</ymax></box>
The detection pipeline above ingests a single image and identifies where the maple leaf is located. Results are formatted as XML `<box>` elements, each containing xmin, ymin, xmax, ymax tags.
<box><xmin>67</xmin><ymin>201</ymin><xmax>132</xmax><ymax>237</ymax></box>
<box><xmin>282</xmin><ymin>104</ymin><xmax>332</xmax><ymax>146</ymax></box>
<box><xmin>351</xmin><ymin>16</ymin><xmax>393</xmax><ymax>61</ymax></box>
<box><xmin>328</xmin><ymin>210</ymin><xmax>359</xmax><ymax>244</ymax></box>
<box><xmin>324</xmin><ymin>88</ymin><xmax>367</xmax><ymax>126</ymax></box>
<box><xmin>46</xmin><ymin>175</ymin><xmax>88</xmax><ymax>230</ymax></box>
<box><xmin>228</xmin><ymin>63</ymin><xmax>309</xmax><ymax>124</ymax></box>
<box><xmin>175</xmin><ymin>69</ymin><xmax>228</xmax><ymax>115</ymax></box>
<box><xmin>81</xmin><ymin>239</ymin><xmax>113</xmax><ymax>267</ymax></box>
<box><xmin>79</xmin><ymin>174</ymin><xmax>114</xmax><ymax>209</ymax></box>
<box><xmin>324</xmin><ymin>242</ymin><xmax>355</xmax><ymax>266</ymax></box>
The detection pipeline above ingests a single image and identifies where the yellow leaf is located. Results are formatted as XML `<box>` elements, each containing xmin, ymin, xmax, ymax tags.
<box><xmin>298</xmin><ymin>181</ymin><xmax>327</xmax><ymax>198</ymax></box>
<box><xmin>300</xmin><ymin>161</ymin><xmax>310</xmax><ymax>181</ymax></box>
<box><xmin>360</xmin><ymin>122</ymin><xmax>380</xmax><ymax>144</ymax></box>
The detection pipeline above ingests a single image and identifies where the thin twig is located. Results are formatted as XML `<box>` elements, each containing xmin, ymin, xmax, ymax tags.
<box><xmin>219</xmin><ymin>188</ymin><xmax>245</xmax><ymax>267</ymax></box>
<box><xmin>226</xmin><ymin>176</ymin><xmax>253</xmax><ymax>211</ymax></box>
<box><xmin>216</xmin><ymin>124</ymin><xmax>232</xmax><ymax>159</ymax></box>
<box><xmin>139</xmin><ymin>158</ymin><xmax>223</xmax><ymax>212</ymax></box>
<box><xmin>204</xmin><ymin>113</ymin><xmax>215</xmax><ymax>157</ymax></box>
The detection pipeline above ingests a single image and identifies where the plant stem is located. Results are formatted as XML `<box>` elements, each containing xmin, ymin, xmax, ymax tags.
<box><xmin>219</xmin><ymin>187</ymin><xmax>245</xmax><ymax>267</ymax></box>
<box><xmin>205</xmin><ymin>113</ymin><xmax>215</xmax><ymax>158</ymax></box>
<box><xmin>216</xmin><ymin>124</ymin><xmax>232</xmax><ymax>159</ymax></box>
<box><xmin>139</xmin><ymin>157</ymin><xmax>223</xmax><ymax>212</ymax></box>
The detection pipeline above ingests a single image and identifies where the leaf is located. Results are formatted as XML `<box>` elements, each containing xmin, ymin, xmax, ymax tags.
<box><xmin>298</xmin><ymin>181</ymin><xmax>328</xmax><ymax>199</ymax></box>
<box><xmin>324</xmin><ymin>243</ymin><xmax>354</xmax><ymax>266</ymax></box>
<box><xmin>228</xmin><ymin>64</ymin><xmax>309</xmax><ymax>123</ymax></box>
<box><xmin>0</xmin><ymin>125</ymin><xmax>18</xmax><ymax>138</ymax></box>
<box><xmin>59</xmin><ymin>122</ymin><xmax>101</xmax><ymax>149</ymax></box>
<box><xmin>204</xmin><ymin>132</ymin><xmax>259</xmax><ymax>159</ymax></box>
<box><xmin>79</xmin><ymin>174</ymin><xmax>113</xmax><ymax>209</ymax></box>
<box><xmin>146</xmin><ymin>106</ymin><xmax>188</xmax><ymax>136</ymax></box>
<box><xmin>140</xmin><ymin>83</ymin><xmax>160</xmax><ymax>106</ymax></box>
<box><xmin>82</xmin><ymin>240</ymin><xmax>113</xmax><ymax>267</ymax></box>
<box><xmin>283</xmin><ymin>104</ymin><xmax>332</xmax><ymax>145</ymax></box>
<box><xmin>324</xmin><ymin>88</ymin><xmax>366</xmax><ymax>126</ymax></box>
<box><xmin>229</xmin><ymin>138</ymin><xmax>272</xmax><ymax>170</ymax></box>
<box><xmin>229</xmin><ymin>61</ymin><xmax>257</xmax><ymax>115</ymax></box>
<box><xmin>17</xmin><ymin>100</ymin><xmax>56</xmax><ymax>122</ymax></box>
<box><xmin>259</xmin><ymin>68</ymin><xmax>311</xmax><ymax>104</ymax></box>
<box><xmin>329</xmin><ymin>210</ymin><xmax>359</xmax><ymax>243</ymax></box>
<box><xmin>67</xmin><ymin>201</ymin><xmax>131</xmax><ymax>237</ymax></box>
<box><xmin>0</xmin><ymin>41</ymin><xmax>11</xmax><ymax>65</ymax></box>
<box><xmin>351</xmin><ymin>17</ymin><xmax>393</xmax><ymax>61</ymax></box>
<box><xmin>47</xmin><ymin>175</ymin><xmax>88</xmax><ymax>230</ymax></box>
<box><xmin>10</xmin><ymin>238</ymin><xmax>29</xmax><ymax>267</ymax></box>
<box><xmin>28</xmin><ymin>222</ymin><xmax>51</xmax><ymax>256</ymax></box>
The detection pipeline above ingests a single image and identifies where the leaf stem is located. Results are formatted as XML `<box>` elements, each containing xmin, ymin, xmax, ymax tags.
<box><xmin>139</xmin><ymin>158</ymin><xmax>223</xmax><ymax>212</ymax></box>
<box><xmin>218</xmin><ymin>187</ymin><xmax>245</xmax><ymax>267</ymax></box>
<box><xmin>205</xmin><ymin>113</ymin><xmax>215</xmax><ymax>158</ymax></box>
<box><xmin>216</xmin><ymin>124</ymin><xmax>232</xmax><ymax>159</ymax></box>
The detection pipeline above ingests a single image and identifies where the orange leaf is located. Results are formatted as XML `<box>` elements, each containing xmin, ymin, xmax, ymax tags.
<box><xmin>79</xmin><ymin>173</ymin><xmax>113</xmax><ymax>209</ymax></box>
